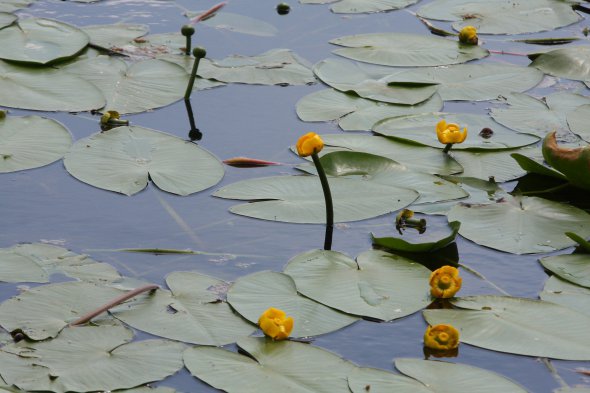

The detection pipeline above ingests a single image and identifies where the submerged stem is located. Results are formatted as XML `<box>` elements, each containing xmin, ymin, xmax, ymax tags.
<box><xmin>311</xmin><ymin>153</ymin><xmax>333</xmax><ymax>250</ymax></box>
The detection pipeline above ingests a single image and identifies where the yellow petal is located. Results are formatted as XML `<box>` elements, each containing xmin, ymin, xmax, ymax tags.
<box><xmin>296</xmin><ymin>132</ymin><xmax>324</xmax><ymax>157</ymax></box>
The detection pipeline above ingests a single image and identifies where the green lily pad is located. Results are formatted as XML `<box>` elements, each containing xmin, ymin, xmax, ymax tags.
<box><xmin>348</xmin><ymin>367</ymin><xmax>432</xmax><ymax>393</ymax></box>
<box><xmin>0</xmin><ymin>115</ymin><xmax>71</xmax><ymax>173</ymax></box>
<box><xmin>0</xmin><ymin>18</ymin><xmax>89</xmax><ymax>65</ymax></box>
<box><xmin>64</xmin><ymin>125</ymin><xmax>224</xmax><ymax>196</ymax></box>
<box><xmin>372</xmin><ymin>221</ymin><xmax>461</xmax><ymax>253</ymax></box>
<box><xmin>530</xmin><ymin>46</ymin><xmax>590</xmax><ymax>82</ymax></box>
<box><xmin>82</xmin><ymin>23</ymin><xmax>149</xmax><ymax>49</ymax></box>
<box><xmin>448</xmin><ymin>195</ymin><xmax>590</xmax><ymax>254</ymax></box>
<box><xmin>417</xmin><ymin>0</ymin><xmax>581</xmax><ymax>35</ymax></box>
<box><xmin>227</xmin><ymin>271</ymin><xmax>358</xmax><ymax>338</ymax></box>
<box><xmin>423</xmin><ymin>295</ymin><xmax>590</xmax><ymax>360</ymax></box>
<box><xmin>0</xmin><ymin>13</ymin><xmax>16</xmax><ymax>29</ymax></box>
<box><xmin>331</xmin><ymin>33</ymin><xmax>488</xmax><ymax>67</ymax></box>
<box><xmin>0</xmin><ymin>281</ymin><xmax>126</xmax><ymax>340</ymax></box>
<box><xmin>62</xmin><ymin>56</ymin><xmax>189</xmax><ymax>114</ymax></box>
<box><xmin>567</xmin><ymin>104</ymin><xmax>590</xmax><ymax>143</ymax></box>
<box><xmin>301</xmin><ymin>0</ymin><xmax>418</xmax><ymax>13</ymax></box>
<box><xmin>386</xmin><ymin>63</ymin><xmax>543</xmax><ymax>102</ymax></box>
<box><xmin>491</xmin><ymin>92</ymin><xmax>590</xmax><ymax>138</ymax></box>
<box><xmin>0</xmin><ymin>325</ymin><xmax>184</xmax><ymax>393</ymax></box>
<box><xmin>0</xmin><ymin>60</ymin><xmax>105</xmax><ymax>112</ymax></box>
<box><xmin>296</xmin><ymin>88</ymin><xmax>444</xmax><ymax>131</ymax></box>
<box><xmin>0</xmin><ymin>1</ymin><xmax>35</xmax><ymax>13</ymax></box>
<box><xmin>373</xmin><ymin>112</ymin><xmax>539</xmax><ymax>150</ymax></box>
<box><xmin>284</xmin><ymin>249</ymin><xmax>431</xmax><ymax>321</ymax></box>
<box><xmin>511</xmin><ymin>152</ymin><xmax>568</xmax><ymax>181</ymax></box>
<box><xmin>449</xmin><ymin>148</ymin><xmax>530</xmax><ymax>182</ymax></box>
<box><xmin>541</xmin><ymin>275</ymin><xmax>590</xmax><ymax>317</ymax></box>
<box><xmin>112</xmin><ymin>271</ymin><xmax>255</xmax><ymax>346</ymax></box>
<box><xmin>540</xmin><ymin>253</ymin><xmax>590</xmax><ymax>289</ymax></box>
<box><xmin>0</xmin><ymin>243</ymin><xmax>120</xmax><ymax>284</ymax></box>
<box><xmin>186</xmin><ymin>11</ymin><xmax>278</xmax><ymax>37</ymax></box>
<box><xmin>184</xmin><ymin>336</ymin><xmax>356</xmax><ymax>392</ymax></box>
<box><xmin>314</xmin><ymin>59</ymin><xmax>438</xmax><ymax>105</ymax></box>
<box><xmin>213</xmin><ymin>174</ymin><xmax>418</xmax><ymax>224</ymax></box>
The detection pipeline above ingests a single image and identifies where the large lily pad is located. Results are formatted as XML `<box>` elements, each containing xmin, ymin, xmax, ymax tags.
<box><xmin>567</xmin><ymin>104</ymin><xmax>590</xmax><ymax>143</ymax></box>
<box><xmin>530</xmin><ymin>47</ymin><xmax>590</xmax><ymax>82</ymax></box>
<box><xmin>0</xmin><ymin>1</ymin><xmax>35</xmax><ymax>13</ymax></box>
<box><xmin>213</xmin><ymin>174</ymin><xmax>418</xmax><ymax>224</ymax></box>
<box><xmin>112</xmin><ymin>271</ymin><xmax>255</xmax><ymax>346</ymax></box>
<box><xmin>417</xmin><ymin>0</ymin><xmax>581</xmax><ymax>35</ymax></box>
<box><xmin>0</xmin><ymin>115</ymin><xmax>72</xmax><ymax>173</ymax></box>
<box><xmin>0</xmin><ymin>13</ymin><xmax>16</xmax><ymax>29</ymax></box>
<box><xmin>184</xmin><ymin>336</ymin><xmax>356</xmax><ymax>392</ymax></box>
<box><xmin>331</xmin><ymin>33</ymin><xmax>488</xmax><ymax>67</ymax></box>
<box><xmin>0</xmin><ymin>281</ymin><xmax>125</xmax><ymax>340</ymax></box>
<box><xmin>0</xmin><ymin>243</ymin><xmax>120</xmax><ymax>284</ymax></box>
<box><xmin>540</xmin><ymin>253</ymin><xmax>590</xmax><ymax>289</ymax></box>
<box><xmin>296</xmin><ymin>88</ymin><xmax>443</xmax><ymax>131</ymax></box>
<box><xmin>0</xmin><ymin>18</ymin><xmax>89</xmax><ymax>64</ymax></box>
<box><xmin>227</xmin><ymin>271</ymin><xmax>358</xmax><ymax>338</ymax></box>
<box><xmin>0</xmin><ymin>325</ymin><xmax>184</xmax><ymax>393</ymax></box>
<box><xmin>449</xmin><ymin>148</ymin><xmax>530</xmax><ymax>182</ymax></box>
<box><xmin>348</xmin><ymin>367</ymin><xmax>432</xmax><ymax>393</ymax></box>
<box><xmin>64</xmin><ymin>125</ymin><xmax>224</xmax><ymax>196</ymax></box>
<box><xmin>284</xmin><ymin>249</ymin><xmax>431</xmax><ymax>321</ymax></box>
<box><xmin>0</xmin><ymin>60</ymin><xmax>105</xmax><ymax>112</ymax></box>
<box><xmin>541</xmin><ymin>275</ymin><xmax>590</xmax><ymax>317</ymax></box>
<box><xmin>372</xmin><ymin>221</ymin><xmax>461</xmax><ymax>253</ymax></box>
<box><xmin>82</xmin><ymin>23</ymin><xmax>149</xmax><ymax>49</ymax></box>
<box><xmin>62</xmin><ymin>56</ymin><xmax>189</xmax><ymax>114</ymax></box>
<box><xmin>423</xmin><ymin>295</ymin><xmax>590</xmax><ymax>360</ymax></box>
<box><xmin>301</xmin><ymin>0</ymin><xmax>418</xmax><ymax>13</ymax></box>
<box><xmin>373</xmin><ymin>112</ymin><xmax>539</xmax><ymax>150</ymax></box>
<box><xmin>447</xmin><ymin>195</ymin><xmax>590</xmax><ymax>254</ymax></box>
<box><xmin>385</xmin><ymin>64</ymin><xmax>543</xmax><ymax>102</ymax></box>
<box><xmin>314</xmin><ymin>59</ymin><xmax>438</xmax><ymax>105</ymax></box>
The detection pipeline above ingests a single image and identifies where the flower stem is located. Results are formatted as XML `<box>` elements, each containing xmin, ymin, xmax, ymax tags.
<box><xmin>442</xmin><ymin>143</ymin><xmax>453</xmax><ymax>154</ymax></box>
<box><xmin>311</xmin><ymin>153</ymin><xmax>333</xmax><ymax>251</ymax></box>
<box><xmin>184</xmin><ymin>47</ymin><xmax>207</xmax><ymax>101</ymax></box>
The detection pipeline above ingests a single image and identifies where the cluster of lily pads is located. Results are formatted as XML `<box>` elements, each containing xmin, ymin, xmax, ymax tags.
<box><xmin>2</xmin><ymin>0</ymin><xmax>590</xmax><ymax>392</ymax></box>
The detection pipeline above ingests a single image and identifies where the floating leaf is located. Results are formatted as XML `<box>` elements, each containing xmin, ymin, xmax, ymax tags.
<box><xmin>227</xmin><ymin>271</ymin><xmax>358</xmax><ymax>337</ymax></box>
<box><xmin>448</xmin><ymin>195</ymin><xmax>590</xmax><ymax>254</ymax></box>
<box><xmin>372</xmin><ymin>221</ymin><xmax>461</xmax><ymax>253</ymax></box>
<box><xmin>449</xmin><ymin>148</ymin><xmax>530</xmax><ymax>182</ymax></box>
<box><xmin>184</xmin><ymin>336</ymin><xmax>356</xmax><ymax>392</ymax></box>
<box><xmin>64</xmin><ymin>125</ymin><xmax>224</xmax><ymax>196</ymax></box>
<box><xmin>301</xmin><ymin>0</ymin><xmax>418</xmax><ymax>13</ymax></box>
<box><xmin>82</xmin><ymin>23</ymin><xmax>149</xmax><ymax>49</ymax></box>
<box><xmin>0</xmin><ymin>18</ymin><xmax>89</xmax><ymax>65</ymax></box>
<box><xmin>373</xmin><ymin>112</ymin><xmax>539</xmax><ymax>150</ymax></box>
<box><xmin>540</xmin><ymin>253</ymin><xmax>590</xmax><ymax>289</ymax></box>
<box><xmin>213</xmin><ymin>175</ymin><xmax>418</xmax><ymax>224</ymax></box>
<box><xmin>567</xmin><ymin>104</ymin><xmax>590</xmax><ymax>143</ymax></box>
<box><xmin>0</xmin><ymin>115</ymin><xmax>71</xmax><ymax>173</ymax></box>
<box><xmin>296</xmin><ymin>88</ymin><xmax>443</xmax><ymax>131</ymax></box>
<box><xmin>331</xmin><ymin>33</ymin><xmax>488</xmax><ymax>67</ymax></box>
<box><xmin>417</xmin><ymin>0</ymin><xmax>581</xmax><ymax>35</ymax></box>
<box><xmin>284</xmin><ymin>249</ymin><xmax>431</xmax><ymax>321</ymax></box>
<box><xmin>541</xmin><ymin>276</ymin><xmax>590</xmax><ymax>317</ymax></box>
<box><xmin>0</xmin><ymin>325</ymin><xmax>184</xmax><ymax>393</ymax></box>
<box><xmin>0</xmin><ymin>60</ymin><xmax>105</xmax><ymax>112</ymax></box>
<box><xmin>530</xmin><ymin>46</ymin><xmax>590</xmax><ymax>82</ymax></box>
<box><xmin>511</xmin><ymin>152</ymin><xmax>568</xmax><ymax>181</ymax></box>
<box><xmin>423</xmin><ymin>295</ymin><xmax>590</xmax><ymax>360</ymax></box>
<box><xmin>0</xmin><ymin>1</ymin><xmax>35</xmax><ymax>13</ymax></box>
<box><xmin>0</xmin><ymin>13</ymin><xmax>16</xmax><ymax>29</ymax></box>
<box><xmin>186</xmin><ymin>11</ymin><xmax>278</xmax><ymax>36</ymax></box>
<box><xmin>314</xmin><ymin>59</ymin><xmax>438</xmax><ymax>105</ymax></box>
<box><xmin>112</xmin><ymin>271</ymin><xmax>255</xmax><ymax>346</ymax></box>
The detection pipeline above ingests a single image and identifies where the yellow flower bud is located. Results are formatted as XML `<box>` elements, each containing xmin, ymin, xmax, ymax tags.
<box><xmin>429</xmin><ymin>265</ymin><xmax>462</xmax><ymax>298</ymax></box>
<box><xmin>436</xmin><ymin>120</ymin><xmax>467</xmax><ymax>145</ymax></box>
<box><xmin>458</xmin><ymin>25</ymin><xmax>478</xmax><ymax>45</ymax></box>
<box><xmin>258</xmin><ymin>307</ymin><xmax>294</xmax><ymax>340</ymax></box>
<box><xmin>296</xmin><ymin>132</ymin><xmax>324</xmax><ymax>157</ymax></box>
<box><xmin>424</xmin><ymin>324</ymin><xmax>460</xmax><ymax>350</ymax></box>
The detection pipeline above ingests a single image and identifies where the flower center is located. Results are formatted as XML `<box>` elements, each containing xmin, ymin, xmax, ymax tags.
<box><xmin>438</xmin><ymin>275</ymin><xmax>452</xmax><ymax>289</ymax></box>
<box><xmin>436</xmin><ymin>332</ymin><xmax>450</xmax><ymax>344</ymax></box>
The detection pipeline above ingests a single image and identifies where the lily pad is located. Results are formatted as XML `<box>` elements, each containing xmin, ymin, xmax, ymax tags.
<box><xmin>0</xmin><ymin>60</ymin><xmax>105</xmax><ymax>112</ymax></box>
<box><xmin>541</xmin><ymin>275</ymin><xmax>590</xmax><ymax>317</ymax></box>
<box><xmin>372</xmin><ymin>221</ymin><xmax>461</xmax><ymax>253</ymax></box>
<box><xmin>186</xmin><ymin>11</ymin><xmax>278</xmax><ymax>36</ymax></box>
<box><xmin>227</xmin><ymin>271</ymin><xmax>358</xmax><ymax>338</ymax></box>
<box><xmin>112</xmin><ymin>271</ymin><xmax>255</xmax><ymax>346</ymax></box>
<box><xmin>331</xmin><ymin>33</ymin><xmax>488</xmax><ymax>67</ymax></box>
<box><xmin>348</xmin><ymin>367</ymin><xmax>432</xmax><ymax>393</ymax></box>
<box><xmin>296</xmin><ymin>88</ymin><xmax>444</xmax><ymax>131</ymax></box>
<box><xmin>0</xmin><ymin>18</ymin><xmax>89</xmax><ymax>65</ymax></box>
<box><xmin>62</xmin><ymin>56</ymin><xmax>189</xmax><ymax>114</ymax></box>
<box><xmin>0</xmin><ymin>325</ymin><xmax>184</xmax><ymax>393</ymax></box>
<box><xmin>314</xmin><ymin>59</ymin><xmax>439</xmax><ymax>105</ymax></box>
<box><xmin>0</xmin><ymin>13</ymin><xmax>16</xmax><ymax>29</ymax></box>
<box><xmin>447</xmin><ymin>195</ymin><xmax>590</xmax><ymax>254</ymax></box>
<box><xmin>0</xmin><ymin>115</ymin><xmax>72</xmax><ymax>173</ymax></box>
<box><xmin>449</xmin><ymin>148</ymin><xmax>530</xmax><ymax>182</ymax></box>
<box><xmin>284</xmin><ymin>249</ymin><xmax>431</xmax><ymax>321</ymax></box>
<box><xmin>64</xmin><ymin>125</ymin><xmax>224</xmax><ymax>196</ymax></box>
<box><xmin>530</xmin><ymin>46</ymin><xmax>590</xmax><ymax>82</ymax></box>
<box><xmin>0</xmin><ymin>1</ymin><xmax>35</xmax><ymax>13</ymax></box>
<box><xmin>417</xmin><ymin>0</ymin><xmax>581</xmax><ymax>35</ymax></box>
<box><xmin>567</xmin><ymin>104</ymin><xmax>590</xmax><ymax>143</ymax></box>
<box><xmin>301</xmin><ymin>0</ymin><xmax>418</xmax><ymax>13</ymax></box>
<box><xmin>213</xmin><ymin>174</ymin><xmax>418</xmax><ymax>224</ymax></box>
<box><xmin>423</xmin><ymin>295</ymin><xmax>590</xmax><ymax>360</ymax></box>
<box><xmin>0</xmin><ymin>243</ymin><xmax>120</xmax><ymax>284</ymax></box>
<box><xmin>82</xmin><ymin>23</ymin><xmax>149</xmax><ymax>49</ymax></box>
<box><xmin>511</xmin><ymin>152</ymin><xmax>567</xmax><ymax>180</ymax></box>
<box><xmin>386</xmin><ymin>64</ymin><xmax>543</xmax><ymax>102</ymax></box>
<box><xmin>373</xmin><ymin>112</ymin><xmax>539</xmax><ymax>150</ymax></box>
<box><xmin>184</xmin><ymin>336</ymin><xmax>356</xmax><ymax>392</ymax></box>
<box><xmin>540</xmin><ymin>253</ymin><xmax>590</xmax><ymax>289</ymax></box>
<box><xmin>0</xmin><ymin>281</ymin><xmax>126</xmax><ymax>340</ymax></box>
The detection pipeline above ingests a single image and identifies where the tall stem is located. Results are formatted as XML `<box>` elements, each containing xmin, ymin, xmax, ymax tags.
<box><xmin>184</xmin><ymin>47</ymin><xmax>206</xmax><ymax>101</ymax></box>
<box><xmin>442</xmin><ymin>143</ymin><xmax>453</xmax><ymax>154</ymax></box>
<box><xmin>311</xmin><ymin>153</ymin><xmax>333</xmax><ymax>250</ymax></box>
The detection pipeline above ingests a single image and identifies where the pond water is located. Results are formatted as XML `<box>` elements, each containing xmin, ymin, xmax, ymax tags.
<box><xmin>1</xmin><ymin>0</ymin><xmax>590</xmax><ymax>392</ymax></box>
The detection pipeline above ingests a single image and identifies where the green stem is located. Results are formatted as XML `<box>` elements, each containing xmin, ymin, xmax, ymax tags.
<box><xmin>311</xmin><ymin>153</ymin><xmax>333</xmax><ymax>250</ymax></box>
<box><xmin>519</xmin><ymin>182</ymin><xmax>570</xmax><ymax>196</ymax></box>
<box><xmin>442</xmin><ymin>143</ymin><xmax>453</xmax><ymax>154</ymax></box>
<box><xmin>185</xmin><ymin>36</ymin><xmax>191</xmax><ymax>55</ymax></box>
<box><xmin>184</xmin><ymin>47</ymin><xmax>207</xmax><ymax>100</ymax></box>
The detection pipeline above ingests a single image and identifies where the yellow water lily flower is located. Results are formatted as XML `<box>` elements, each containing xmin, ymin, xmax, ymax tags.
<box><xmin>424</xmin><ymin>324</ymin><xmax>460</xmax><ymax>350</ymax></box>
<box><xmin>429</xmin><ymin>265</ymin><xmax>462</xmax><ymax>298</ymax></box>
<box><xmin>436</xmin><ymin>120</ymin><xmax>467</xmax><ymax>145</ymax></box>
<box><xmin>258</xmin><ymin>307</ymin><xmax>294</xmax><ymax>340</ymax></box>
<box><xmin>459</xmin><ymin>25</ymin><xmax>478</xmax><ymax>45</ymax></box>
<box><xmin>296</xmin><ymin>132</ymin><xmax>324</xmax><ymax>157</ymax></box>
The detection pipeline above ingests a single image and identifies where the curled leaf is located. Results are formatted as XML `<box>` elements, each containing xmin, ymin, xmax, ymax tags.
<box><xmin>542</xmin><ymin>131</ymin><xmax>590</xmax><ymax>190</ymax></box>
